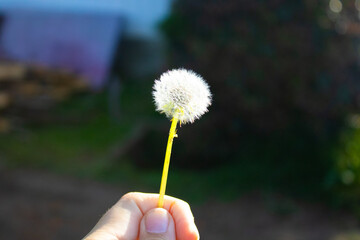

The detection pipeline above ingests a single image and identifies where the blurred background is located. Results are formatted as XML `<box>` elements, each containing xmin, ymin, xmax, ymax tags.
<box><xmin>1</xmin><ymin>0</ymin><xmax>360</xmax><ymax>239</ymax></box>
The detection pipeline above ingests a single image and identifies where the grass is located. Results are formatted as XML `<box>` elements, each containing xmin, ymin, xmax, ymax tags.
<box><xmin>0</xmin><ymin>78</ymin><xmax>151</xmax><ymax>174</ymax></box>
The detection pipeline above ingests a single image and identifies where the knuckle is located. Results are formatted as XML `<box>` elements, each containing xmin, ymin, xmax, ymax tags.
<box><xmin>121</xmin><ymin>192</ymin><xmax>138</xmax><ymax>200</ymax></box>
<box><xmin>178</xmin><ymin>199</ymin><xmax>191</xmax><ymax>210</ymax></box>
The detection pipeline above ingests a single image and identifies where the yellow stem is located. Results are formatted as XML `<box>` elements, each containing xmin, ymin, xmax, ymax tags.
<box><xmin>158</xmin><ymin>115</ymin><xmax>179</xmax><ymax>208</ymax></box>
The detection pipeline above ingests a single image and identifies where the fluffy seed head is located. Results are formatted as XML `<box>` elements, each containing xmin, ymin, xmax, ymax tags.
<box><xmin>153</xmin><ymin>68</ymin><xmax>212</xmax><ymax>124</ymax></box>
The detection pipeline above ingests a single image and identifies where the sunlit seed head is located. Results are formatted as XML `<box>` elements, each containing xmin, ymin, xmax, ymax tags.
<box><xmin>152</xmin><ymin>68</ymin><xmax>212</xmax><ymax>124</ymax></box>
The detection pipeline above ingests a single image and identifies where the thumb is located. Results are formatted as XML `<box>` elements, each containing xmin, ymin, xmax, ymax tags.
<box><xmin>139</xmin><ymin>208</ymin><xmax>176</xmax><ymax>240</ymax></box>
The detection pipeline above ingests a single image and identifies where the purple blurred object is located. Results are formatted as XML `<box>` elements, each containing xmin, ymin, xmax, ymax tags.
<box><xmin>0</xmin><ymin>11</ymin><xmax>124</xmax><ymax>89</ymax></box>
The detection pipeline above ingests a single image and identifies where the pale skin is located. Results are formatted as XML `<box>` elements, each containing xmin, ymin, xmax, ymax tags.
<box><xmin>84</xmin><ymin>192</ymin><xmax>200</xmax><ymax>240</ymax></box>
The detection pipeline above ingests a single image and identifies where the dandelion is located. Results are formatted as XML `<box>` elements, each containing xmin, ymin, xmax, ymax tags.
<box><xmin>153</xmin><ymin>68</ymin><xmax>212</xmax><ymax>207</ymax></box>
<box><xmin>153</xmin><ymin>68</ymin><xmax>212</xmax><ymax>123</ymax></box>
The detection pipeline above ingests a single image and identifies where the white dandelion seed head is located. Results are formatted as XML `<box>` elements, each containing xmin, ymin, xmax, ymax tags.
<box><xmin>153</xmin><ymin>68</ymin><xmax>212</xmax><ymax>124</ymax></box>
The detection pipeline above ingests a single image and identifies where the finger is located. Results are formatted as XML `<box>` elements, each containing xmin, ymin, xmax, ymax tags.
<box><xmin>169</xmin><ymin>199</ymin><xmax>199</xmax><ymax>240</ymax></box>
<box><xmin>122</xmin><ymin>192</ymin><xmax>199</xmax><ymax>240</ymax></box>
<box><xmin>139</xmin><ymin>208</ymin><xmax>176</xmax><ymax>240</ymax></box>
<box><xmin>84</xmin><ymin>197</ymin><xmax>142</xmax><ymax>240</ymax></box>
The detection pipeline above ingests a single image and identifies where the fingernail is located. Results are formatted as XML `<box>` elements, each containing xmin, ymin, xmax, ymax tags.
<box><xmin>145</xmin><ymin>208</ymin><xmax>169</xmax><ymax>233</ymax></box>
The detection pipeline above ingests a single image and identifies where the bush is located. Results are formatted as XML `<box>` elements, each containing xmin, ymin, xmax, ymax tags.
<box><xmin>328</xmin><ymin>115</ymin><xmax>360</xmax><ymax>211</ymax></box>
<box><xmin>158</xmin><ymin>0</ymin><xmax>360</xmax><ymax>196</ymax></box>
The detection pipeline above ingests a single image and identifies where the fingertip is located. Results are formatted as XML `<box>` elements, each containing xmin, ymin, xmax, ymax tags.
<box><xmin>139</xmin><ymin>208</ymin><xmax>176</xmax><ymax>240</ymax></box>
<box><xmin>169</xmin><ymin>200</ymin><xmax>200</xmax><ymax>240</ymax></box>
<box><xmin>190</xmin><ymin>224</ymin><xmax>200</xmax><ymax>240</ymax></box>
<box><xmin>181</xmin><ymin>221</ymin><xmax>200</xmax><ymax>240</ymax></box>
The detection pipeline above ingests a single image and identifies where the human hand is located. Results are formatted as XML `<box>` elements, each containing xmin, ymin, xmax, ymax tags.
<box><xmin>83</xmin><ymin>192</ymin><xmax>200</xmax><ymax>240</ymax></box>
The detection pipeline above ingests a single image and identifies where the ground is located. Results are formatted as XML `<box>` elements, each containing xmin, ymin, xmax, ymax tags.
<box><xmin>1</xmin><ymin>168</ymin><xmax>360</xmax><ymax>240</ymax></box>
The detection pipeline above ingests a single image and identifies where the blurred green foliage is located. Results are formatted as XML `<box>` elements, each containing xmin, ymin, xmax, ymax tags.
<box><xmin>327</xmin><ymin>116</ymin><xmax>360</xmax><ymax>213</ymax></box>
<box><xmin>158</xmin><ymin>0</ymin><xmax>360</xmax><ymax>203</ymax></box>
